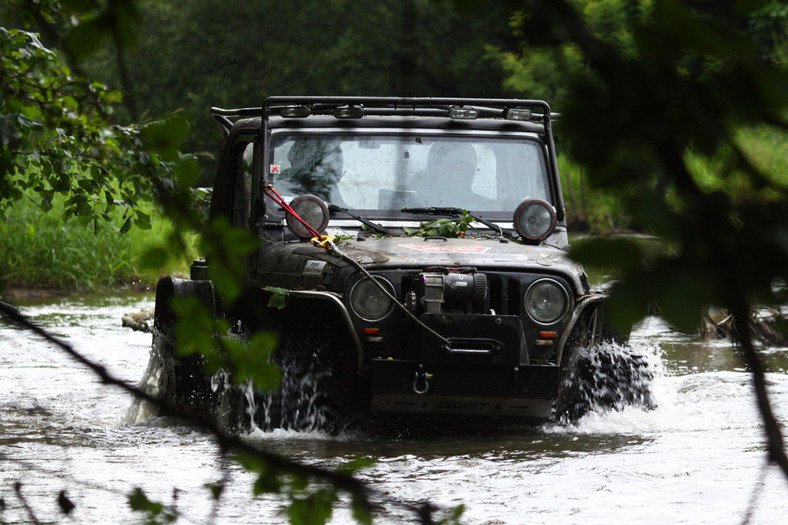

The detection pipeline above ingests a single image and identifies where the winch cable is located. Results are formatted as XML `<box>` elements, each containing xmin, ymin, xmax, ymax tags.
<box><xmin>323</xmin><ymin>239</ymin><xmax>452</xmax><ymax>347</ymax></box>
<box><xmin>266</xmin><ymin>186</ymin><xmax>451</xmax><ymax>346</ymax></box>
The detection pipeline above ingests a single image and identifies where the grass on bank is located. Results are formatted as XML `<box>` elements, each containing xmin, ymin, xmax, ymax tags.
<box><xmin>0</xmin><ymin>194</ymin><xmax>197</xmax><ymax>292</ymax></box>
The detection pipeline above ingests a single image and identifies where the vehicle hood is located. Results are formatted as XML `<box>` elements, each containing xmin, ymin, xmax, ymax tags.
<box><xmin>334</xmin><ymin>236</ymin><xmax>588</xmax><ymax>294</ymax></box>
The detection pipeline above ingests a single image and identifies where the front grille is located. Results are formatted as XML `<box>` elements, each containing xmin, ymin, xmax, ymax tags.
<box><xmin>383</xmin><ymin>270</ymin><xmax>541</xmax><ymax>316</ymax></box>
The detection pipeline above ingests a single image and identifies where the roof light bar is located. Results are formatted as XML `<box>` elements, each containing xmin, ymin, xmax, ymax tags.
<box><xmin>333</xmin><ymin>105</ymin><xmax>365</xmax><ymax>119</ymax></box>
<box><xmin>448</xmin><ymin>106</ymin><xmax>479</xmax><ymax>120</ymax></box>
<box><xmin>506</xmin><ymin>108</ymin><xmax>532</xmax><ymax>121</ymax></box>
<box><xmin>280</xmin><ymin>105</ymin><xmax>311</xmax><ymax>118</ymax></box>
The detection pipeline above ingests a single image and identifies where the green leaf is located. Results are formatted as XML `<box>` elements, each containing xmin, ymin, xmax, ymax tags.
<box><xmin>119</xmin><ymin>216</ymin><xmax>132</xmax><ymax>234</ymax></box>
<box><xmin>134</xmin><ymin>210</ymin><xmax>152</xmax><ymax>229</ymax></box>
<box><xmin>64</xmin><ymin>20</ymin><xmax>107</xmax><ymax>59</ymax></box>
<box><xmin>265</xmin><ymin>286</ymin><xmax>290</xmax><ymax>309</ymax></box>
<box><xmin>351</xmin><ymin>494</ymin><xmax>373</xmax><ymax>525</ymax></box>
<box><xmin>128</xmin><ymin>487</ymin><xmax>162</xmax><ymax>515</ymax></box>
<box><xmin>205</xmin><ymin>481</ymin><xmax>224</xmax><ymax>500</ymax></box>
<box><xmin>286</xmin><ymin>491</ymin><xmax>336</xmax><ymax>525</ymax></box>
<box><xmin>337</xmin><ymin>456</ymin><xmax>374</xmax><ymax>474</ymax></box>
<box><xmin>170</xmin><ymin>296</ymin><xmax>215</xmax><ymax>357</ymax></box>
<box><xmin>174</xmin><ymin>155</ymin><xmax>201</xmax><ymax>188</ymax></box>
<box><xmin>141</xmin><ymin>113</ymin><xmax>191</xmax><ymax>162</ymax></box>
<box><xmin>570</xmin><ymin>237</ymin><xmax>643</xmax><ymax>275</ymax></box>
<box><xmin>139</xmin><ymin>246</ymin><xmax>168</xmax><ymax>270</ymax></box>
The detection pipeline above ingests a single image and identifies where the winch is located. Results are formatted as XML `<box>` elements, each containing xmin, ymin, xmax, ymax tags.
<box><xmin>405</xmin><ymin>269</ymin><xmax>488</xmax><ymax>314</ymax></box>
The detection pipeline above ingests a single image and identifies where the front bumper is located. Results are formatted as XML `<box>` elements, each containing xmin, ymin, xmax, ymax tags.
<box><xmin>369</xmin><ymin>358</ymin><xmax>560</xmax><ymax>418</ymax></box>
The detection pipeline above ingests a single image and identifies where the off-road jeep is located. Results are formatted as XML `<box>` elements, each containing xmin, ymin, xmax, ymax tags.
<box><xmin>152</xmin><ymin>96</ymin><xmax>630</xmax><ymax>431</ymax></box>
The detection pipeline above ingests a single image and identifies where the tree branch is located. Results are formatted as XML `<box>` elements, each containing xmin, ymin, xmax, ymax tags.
<box><xmin>731</xmin><ymin>302</ymin><xmax>788</xmax><ymax>481</ymax></box>
<box><xmin>0</xmin><ymin>299</ymin><xmax>444</xmax><ymax>524</ymax></box>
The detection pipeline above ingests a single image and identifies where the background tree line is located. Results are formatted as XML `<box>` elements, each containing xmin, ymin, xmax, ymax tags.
<box><xmin>3</xmin><ymin>0</ymin><xmax>787</xmax><ymax>239</ymax></box>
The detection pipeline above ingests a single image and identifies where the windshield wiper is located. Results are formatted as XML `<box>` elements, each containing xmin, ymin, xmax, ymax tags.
<box><xmin>328</xmin><ymin>204</ymin><xmax>395</xmax><ymax>236</ymax></box>
<box><xmin>401</xmin><ymin>207</ymin><xmax>515</xmax><ymax>238</ymax></box>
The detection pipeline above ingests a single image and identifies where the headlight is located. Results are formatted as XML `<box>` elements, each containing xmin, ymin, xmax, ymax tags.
<box><xmin>525</xmin><ymin>278</ymin><xmax>569</xmax><ymax>324</ymax></box>
<box><xmin>513</xmin><ymin>199</ymin><xmax>556</xmax><ymax>242</ymax></box>
<box><xmin>349</xmin><ymin>276</ymin><xmax>395</xmax><ymax>321</ymax></box>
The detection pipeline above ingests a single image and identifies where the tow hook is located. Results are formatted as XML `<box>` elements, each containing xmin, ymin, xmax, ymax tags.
<box><xmin>412</xmin><ymin>366</ymin><xmax>433</xmax><ymax>395</ymax></box>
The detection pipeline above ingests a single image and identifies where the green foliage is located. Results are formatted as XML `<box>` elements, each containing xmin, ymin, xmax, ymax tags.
<box><xmin>403</xmin><ymin>212</ymin><xmax>474</xmax><ymax>238</ymax></box>
<box><xmin>199</xmin><ymin>216</ymin><xmax>259</xmax><ymax>303</ymax></box>
<box><xmin>513</xmin><ymin>0</ymin><xmax>788</xmax><ymax>335</ymax></box>
<box><xmin>0</xmin><ymin>25</ymin><xmax>153</xmax><ymax>226</ymax></box>
<box><xmin>3</xmin><ymin>3</ymin><xmax>384</xmax><ymax>523</ymax></box>
<box><xmin>0</xmin><ymin>193</ymin><xmax>194</xmax><ymax>290</ymax></box>
<box><xmin>558</xmin><ymin>154</ymin><xmax>631</xmax><ymax>231</ymax></box>
<box><xmin>70</xmin><ymin>0</ymin><xmax>515</xmax><ymax>166</ymax></box>
<box><xmin>235</xmin><ymin>453</ymin><xmax>376</xmax><ymax>525</ymax></box>
<box><xmin>170</xmin><ymin>294</ymin><xmax>280</xmax><ymax>391</ymax></box>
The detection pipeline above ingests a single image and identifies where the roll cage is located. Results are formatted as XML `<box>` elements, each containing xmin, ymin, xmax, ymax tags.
<box><xmin>210</xmin><ymin>96</ymin><xmax>566</xmax><ymax>223</ymax></box>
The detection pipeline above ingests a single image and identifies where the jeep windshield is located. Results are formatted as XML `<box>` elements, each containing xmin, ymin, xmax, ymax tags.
<box><xmin>268</xmin><ymin>132</ymin><xmax>550</xmax><ymax>221</ymax></box>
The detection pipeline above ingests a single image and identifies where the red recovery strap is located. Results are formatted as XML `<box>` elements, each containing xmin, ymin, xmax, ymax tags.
<box><xmin>263</xmin><ymin>185</ymin><xmax>325</xmax><ymax>241</ymax></box>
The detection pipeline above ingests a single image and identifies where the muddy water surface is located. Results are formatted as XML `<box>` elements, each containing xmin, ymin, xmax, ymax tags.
<box><xmin>1</xmin><ymin>294</ymin><xmax>787</xmax><ymax>524</ymax></box>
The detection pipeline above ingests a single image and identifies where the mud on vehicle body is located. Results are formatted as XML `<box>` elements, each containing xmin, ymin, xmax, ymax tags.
<box><xmin>153</xmin><ymin>97</ymin><xmax>639</xmax><ymax>431</ymax></box>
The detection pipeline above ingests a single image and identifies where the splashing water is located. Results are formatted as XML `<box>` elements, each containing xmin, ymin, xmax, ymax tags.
<box><xmin>253</xmin><ymin>345</ymin><xmax>335</xmax><ymax>432</ymax></box>
<box><xmin>128</xmin><ymin>329</ymin><xmax>336</xmax><ymax>433</ymax></box>
<box><xmin>554</xmin><ymin>340</ymin><xmax>664</xmax><ymax>423</ymax></box>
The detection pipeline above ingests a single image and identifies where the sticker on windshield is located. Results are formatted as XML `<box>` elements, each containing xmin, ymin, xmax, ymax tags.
<box><xmin>398</xmin><ymin>243</ymin><xmax>491</xmax><ymax>254</ymax></box>
<box><xmin>270</xmin><ymin>164</ymin><xmax>280</xmax><ymax>175</ymax></box>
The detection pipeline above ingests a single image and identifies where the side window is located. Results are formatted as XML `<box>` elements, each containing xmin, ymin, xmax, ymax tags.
<box><xmin>232</xmin><ymin>141</ymin><xmax>254</xmax><ymax>228</ymax></box>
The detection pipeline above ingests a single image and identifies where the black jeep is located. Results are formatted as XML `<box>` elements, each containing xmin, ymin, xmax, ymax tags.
<box><xmin>152</xmin><ymin>97</ymin><xmax>632</xmax><ymax>431</ymax></box>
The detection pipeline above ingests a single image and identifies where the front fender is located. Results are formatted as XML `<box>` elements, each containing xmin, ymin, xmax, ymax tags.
<box><xmin>555</xmin><ymin>293</ymin><xmax>605</xmax><ymax>366</ymax></box>
<box><xmin>269</xmin><ymin>290</ymin><xmax>364</xmax><ymax>371</ymax></box>
<box><xmin>278</xmin><ymin>290</ymin><xmax>364</xmax><ymax>370</ymax></box>
<box><xmin>153</xmin><ymin>277</ymin><xmax>217</xmax><ymax>333</ymax></box>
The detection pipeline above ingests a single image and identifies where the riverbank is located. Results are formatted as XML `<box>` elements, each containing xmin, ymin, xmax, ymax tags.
<box><xmin>0</xmin><ymin>195</ymin><xmax>195</xmax><ymax>295</ymax></box>
<box><xmin>1</xmin><ymin>281</ymin><xmax>155</xmax><ymax>302</ymax></box>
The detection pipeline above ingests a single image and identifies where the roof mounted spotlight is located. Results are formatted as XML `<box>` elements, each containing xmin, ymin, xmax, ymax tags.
<box><xmin>506</xmin><ymin>108</ymin><xmax>533</xmax><ymax>121</ymax></box>
<box><xmin>280</xmin><ymin>105</ymin><xmax>311</xmax><ymax>118</ymax></box>
<box><xmin>333</xmin><ymin>105</ymin><xmax>365</xmax><ymax>119</ymax></box>
<box><xmin>448</xmin><ymin>106</ymin><xmax>479</xmax><ymax>120</ymax></box>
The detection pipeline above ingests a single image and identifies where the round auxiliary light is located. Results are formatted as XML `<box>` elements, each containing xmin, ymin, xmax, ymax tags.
<box><xmin>525</xmin><ymin>278</ymin><xmax>569</xmax><ymax>325</ymax></box>
<box><xmin>513</xmin><ymin>199</ymin><xmax>557</xmax><ymax>242</ymax></box>
<box><xmin>349</xmin><ymin>276</ymin><xmax>395</xmax><ymax>321</ymax></box>
<box><xmin>286</xmin><ymin>195</ymin><xmax>329</xmax><ymax>239</ymax></box>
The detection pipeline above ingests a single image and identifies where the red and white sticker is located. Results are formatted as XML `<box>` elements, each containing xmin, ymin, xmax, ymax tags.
<box><xmin>270</xmin><ymin>164</ymin><xmax>280</xmax><ymax>175</ymax></box>
<box><xmin>397</xmin><ymin>243</ymin><xmax>491</xmax><ymax>254</ymax></box>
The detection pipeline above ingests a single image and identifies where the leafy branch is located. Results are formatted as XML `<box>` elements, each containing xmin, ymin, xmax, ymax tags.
<box><xmin>403</xmin><ymin>212</ymin><xmax>473</xmax><ymax>238</ymax></box>
<box><xmin>513</xmin><ymin>0</ymin><xmax>788</xmax><ymax>482</ymax></box>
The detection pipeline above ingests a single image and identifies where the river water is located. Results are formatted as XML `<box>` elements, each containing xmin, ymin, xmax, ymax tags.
<box><xmin>1</xmin><ymin>294</ymin><xmax>787</xmax><ymax>524</ymax></box>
